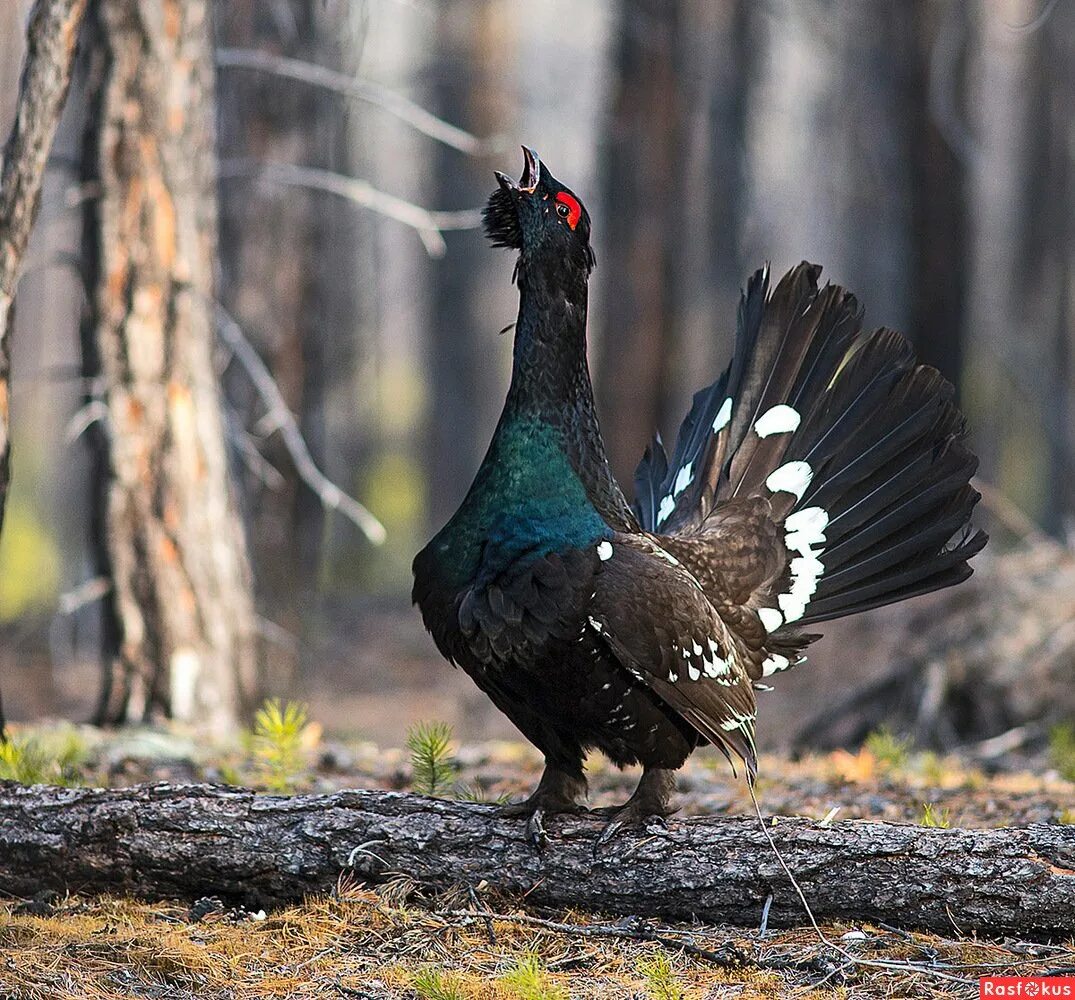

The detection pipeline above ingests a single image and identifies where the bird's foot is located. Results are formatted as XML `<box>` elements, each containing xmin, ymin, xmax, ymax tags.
<box><xmin>498</xmin><ymin>766</ymin><xmax>587</xmax><ymax>851</ymax></box>
<box><xmin>593</xmin><ymin>767</ymin><xmax>678</xmax><ymax>854</ymax></box>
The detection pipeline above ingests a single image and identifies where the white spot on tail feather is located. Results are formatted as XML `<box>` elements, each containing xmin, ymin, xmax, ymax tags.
<box><xmin>765</xmin><ymin>461</ymin><xmax>813</xmax><ymax>500</ymax></box>
<box><xmin>762</xmin><ymin>653</ymin><xmax>791</xmax><ymax>676</ymax></box>
<box><xmin>673</xmin><ymin>462</ymin><xmax>694</xmax><ymax>497</ymax></box>
<box><xmin>597</xmin><ymin>540</ymin><xmax>613</xmax><ymax>561</ymax></box>
<box><xmin>754</xmin><ymin>404</ymin><xmax>801</xmax><ymax>438</ymax></box>
<box><xmin>775</xmin><ymin>505</ymin><xmax>830</xmax><ymax>624</ymax></box>
<box><xmin>656</xmin><ymin>494</ymin><xmax>675</xmax><ymax>526</ymax></box>
<box><xmin>712</xmin><ymin>396</ymin><xmax>733</xmax><ymax>432</ymax></box>
<box><xmin>758</xmin><ymin>607</ymin><xmax>783</xmax><ymax>632</ymax></box>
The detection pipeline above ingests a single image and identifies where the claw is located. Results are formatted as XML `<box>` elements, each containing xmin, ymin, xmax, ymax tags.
<box><xmin>525</xmin><ymin>807</ymin><xmax>548</xmax><ymax>851</ymax></box>
<box><xmin>594</xmin><ymin>817</ymin><xmax>625</xmax><ymax>855</ymax></box>
<box><xmin>593</xmin><ymin>809</ymin><xmax>669</xmax><ymax>858</ymax></box>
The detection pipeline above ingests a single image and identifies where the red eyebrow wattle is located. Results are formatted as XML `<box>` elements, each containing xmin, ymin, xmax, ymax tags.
<box><xmin>555</xmin><ymin>192</ymin><xmax>582</xmax><ymax>230</ymax></box>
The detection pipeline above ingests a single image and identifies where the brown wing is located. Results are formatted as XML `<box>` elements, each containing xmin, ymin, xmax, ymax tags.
<box><xmin>655</xmin><ymin>498</ymin><xmax>814</xmax><ymax>682</ymax></box>
<box><xmin>587</xmin><ymin>533</ymin><xmax>759</xmax><ymax>777</ymax></box>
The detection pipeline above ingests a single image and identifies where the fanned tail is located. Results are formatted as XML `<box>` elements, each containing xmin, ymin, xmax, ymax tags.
<box><xmin>635</xmin><ymin>262</ymin><xmax>986</xmax><ymax>633</ymax></box>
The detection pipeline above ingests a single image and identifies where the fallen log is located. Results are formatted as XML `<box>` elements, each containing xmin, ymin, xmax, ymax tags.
<box><xmin>1</xmin><ymin>781</ymin><xmax>1072</xmax><ymax>937</ymax></box>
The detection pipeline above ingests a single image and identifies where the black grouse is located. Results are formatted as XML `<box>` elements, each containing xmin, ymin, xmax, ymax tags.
<box><xmin>412</xmin><ymin>147</ymin><xmax>986</xmax><ymax>841</ymax></box>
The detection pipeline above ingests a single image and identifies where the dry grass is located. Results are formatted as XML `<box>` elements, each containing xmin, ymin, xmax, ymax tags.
<box><xmin>1</xmin><ymin>883</ymin><xmax>1073</xmax><ymax>1000</ymax></box>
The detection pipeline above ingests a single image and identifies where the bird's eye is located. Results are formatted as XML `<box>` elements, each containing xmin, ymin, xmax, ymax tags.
<box><xmin>554</xmin><ymin>192</ymin><xmax>582</xmax><ymax>230</ymax></box>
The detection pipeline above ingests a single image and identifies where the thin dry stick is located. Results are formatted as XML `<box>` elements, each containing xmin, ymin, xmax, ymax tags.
<box><xmin>218</xmin><ymin>159</ymin><xmax>482</xmax><ymax>257</ymax></box>
<box><xmin>747</xmin><ymin>786</ymin><xmax>977</xmax><ymax>989</ymax></box>
<box><xmin>438</xmin><ymin>908</ymin><xmax>819</xmax><ymax>974</ymax></box>
<box><xmin>214</xmin><ymin>303</ymin><xmax>387</xmax><ymax>546</ymax></box>
<box><xmin>216</xmin><ymin>48</ymin><xmax>501</xmax><ymax>156</ymax></box>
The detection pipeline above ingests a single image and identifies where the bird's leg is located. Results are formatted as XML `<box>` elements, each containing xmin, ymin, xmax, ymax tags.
<box><xmin>499</xmin><ymin>763</ymin><xmax>587</xmax><ymax>849</ymax></box>
<box><xmin>596</xmin><ymin>766</ymin><xmax>678</xmax><ymax>849</ymax></box>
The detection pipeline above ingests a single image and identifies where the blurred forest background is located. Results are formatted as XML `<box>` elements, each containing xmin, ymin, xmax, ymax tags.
<box><xmin>0</xmin><ymin>0</ymin><xmax>1073</xmax><ymax>755</ymax></box>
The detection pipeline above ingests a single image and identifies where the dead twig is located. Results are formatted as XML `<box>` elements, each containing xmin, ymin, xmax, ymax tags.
<box><xmin>218</xmin><ymin>159</ymin><xmax>482</xmax><ymax>257</ymax></box>
<box><xmin>214</xmin><ymin>303</ymin><xmax>387</xmax><ymax>545</ymax></box>
<box><xmin>216</xmin><ymin>48</ymin><xmax>502</xmax><ymax>156</ymax></box>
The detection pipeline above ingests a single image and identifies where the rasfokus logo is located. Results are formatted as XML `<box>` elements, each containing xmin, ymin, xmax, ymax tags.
<box><xmin>981</xmin><ymin>979</ymin><xmax>1075</xmax><ymax>998</ymax></box>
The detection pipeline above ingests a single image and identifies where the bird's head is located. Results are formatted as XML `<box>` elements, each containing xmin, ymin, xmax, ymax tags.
<box><xmin>482</xmin><ymin>146</ymin><xmax>596</xmax><ymax>278</ymax></box>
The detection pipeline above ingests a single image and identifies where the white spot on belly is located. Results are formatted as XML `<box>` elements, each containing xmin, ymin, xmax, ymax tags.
<box><xmin>754</xmin><ymin>404</ymin><xmax>801</xmax><ymax>438</ymax></box>
<box><xmin>597</xmin><ymin>540</ymin><xmax>614</xmax><ymax>561</ymax></box>
<box><xmin>765</xmin><ymin>461</ymin><xmax>813</xmax><ymax>500</ymax></box>
<box><xmin>712</xmin><ymin>396</ymin><xmax>733</xmax><ymax>432</ymax></box>
<box><xmin>758</xmin><ymin>607</ymin><xmax>784</xmax><ymax>632</ymax></box>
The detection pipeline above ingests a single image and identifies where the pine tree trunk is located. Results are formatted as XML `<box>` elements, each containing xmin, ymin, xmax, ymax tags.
<box><xmin>0</xmin><ymin>0</ymin><xmax>87</xmax><ymax>739</ymax></box>
<box><xmin>85</xmin><ymin>0</ymin><xmax>256</xmax><ymax>734</ymax></box>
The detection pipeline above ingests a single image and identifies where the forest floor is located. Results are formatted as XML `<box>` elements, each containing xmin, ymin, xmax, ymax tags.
<box><xmin>1</xmin><ymin>721</ymin><xmax>1074</xmax><ymax>999</ymax></box>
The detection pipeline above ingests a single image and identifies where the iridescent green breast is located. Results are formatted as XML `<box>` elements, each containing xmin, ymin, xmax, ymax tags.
<box><xmin>420</xmin><ymin>417</ymin><xmax>611</xmax><ymax>589</ymax></box>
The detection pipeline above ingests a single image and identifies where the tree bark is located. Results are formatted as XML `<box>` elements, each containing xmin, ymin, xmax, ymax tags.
<box><xmin>0</xmin><ymin>0</ymin><xmax>87</xmax><ymax>739</ymax></box>
<box><xmin>0</xmin><ymin>782</ymin><xmax>1072</xmax><ymax>938</ymax></box>
<box><xmin>84</xmin><ymin>0</ymin><xmax>257</xmax><ymax>734</ymax></box>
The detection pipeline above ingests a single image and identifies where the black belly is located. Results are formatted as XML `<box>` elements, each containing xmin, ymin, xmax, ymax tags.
<box><xmin>460</xmin><ymin>632</ymin><xmax>699</xmax><ymax>773</ymax></box>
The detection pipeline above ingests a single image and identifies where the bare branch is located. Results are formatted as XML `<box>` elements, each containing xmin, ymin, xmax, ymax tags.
<box><xmin>214</xmin><ymin>303</ymin><xmax>387</xmax><ymax>546</ymax></box>
<box><xmin>218</xmin><ymin>159</ymin><xmax>481</xmax><ymax>257</ymax></box>
<box><xmin>216</xmin><ymin>48</ymin><xmax>502</xmax><ymax>156</ymax></box>
<box><xmin>57</xmin><ymin>576</ymin><xmax>112</xmax><ymax>616</ymax></box>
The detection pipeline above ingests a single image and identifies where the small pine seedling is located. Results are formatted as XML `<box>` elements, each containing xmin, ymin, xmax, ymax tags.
<box><xmin>637</xmin><ymin>950</ymin><xmax>686</xmax><ymax>1000</ymax></box>
<box><xmin>411</xmin><ymin>966</ymin><xmax>465</xmax><ymax>1000</ymax></box>
<box><xmin>1049</xmin><ymin>724</ymin><xmax>1075</xmax><ymax>782</ymax></box>
<box><xmin>499</xmin><ymin>953</ymin><xmax>567</xmax><ymax>1000</ymax></box>
<box><xmin>920</xmin><ymin>802</ymin><xmax>952</xmax><ymax>828</ymax></box>
<box><xmin>251</xmin><ymin>698</ymin><xmax>312</xmax><ymax>793</ymax></box>
<box><xmin>864</xmin><ymin>727</ymin><xmax>912</xmax><ymax>772</ymax></box>
<box><xmin>407</xmin><ymin>721</ymin><xmax>458</xmax><ymax>797</ymax></box>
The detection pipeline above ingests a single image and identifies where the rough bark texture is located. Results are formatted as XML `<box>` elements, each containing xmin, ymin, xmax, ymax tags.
<box><xmin>0</xmin><ymin>0</ymin><xmax>87</xmax><ymax>739</ymax></box>
<box><xmin>87</xmin><ymin>0</ymin><xmax>256</xmax><ymax>734</ymax></box>
<box><xmin>0</xmin><ymin>782</ymin><xmax>1072</xmax><ymax>938</ymax></box>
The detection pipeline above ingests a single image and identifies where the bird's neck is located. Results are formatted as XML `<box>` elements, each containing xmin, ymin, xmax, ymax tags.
<box><xmin>505</xmin><ymin>262</ymin><xmax>591</xmax><ymax>421</ymax></box>
<box><xmin>499</xmin><ymin>259</ymin><xmax>636</xmax><ymax>531</ymax></box>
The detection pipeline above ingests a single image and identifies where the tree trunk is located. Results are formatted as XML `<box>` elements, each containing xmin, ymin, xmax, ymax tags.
<box><xmin>0</xmin><ymin>782</ymin><xmax>1072</xmax><ymax>938</ymax></box>
<box><xmin>84</xmin><ymin>0</ymin><xmax>256</xmax><ymax>735</ymax></box>
<box><xmin>963</xmin><ymin>0</ymin><xmax>1054</xmax><ymax>526</ymax></box>
<box><xmin>0</xmin><ymin>0</ymin><xmax>87</xmax><ymax>739</ymax></box>
<box><xmin>596</xmin><ymin>1</ymin><xmax>682</xmax><ymax>485</ymax></box>
<box><xmin>215</xmin><ymin>0</ymin><xmax>360</xmax><ymax>694</ymax></box>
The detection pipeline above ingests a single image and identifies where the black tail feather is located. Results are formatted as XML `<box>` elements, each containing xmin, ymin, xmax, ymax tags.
<box><xmin>634</xmin><ymin>261</ymin><xmax>986</xmax><ymax>632</ymax></box>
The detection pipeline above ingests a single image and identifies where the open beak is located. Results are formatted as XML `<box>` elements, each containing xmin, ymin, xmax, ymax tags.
<box><xmin>495</xmin><ymin>146</ymin><xmax>540</xmax><ymax>194</ymax></box>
